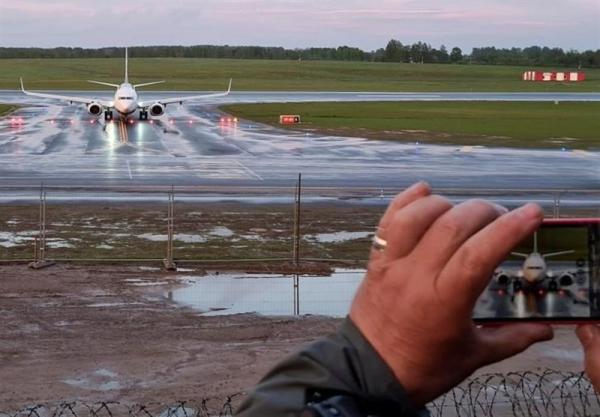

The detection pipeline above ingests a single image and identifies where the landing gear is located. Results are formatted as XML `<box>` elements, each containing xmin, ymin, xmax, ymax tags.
<box><xmin>139</xmin><ymin>111</ymin><xmax>149</xmax><ymax>121</ymax></box>
<box><xmin>104</xmin><ymin>110</ymin><xmax>113</xmax><ymax>121</ymax></box>
<box><xmin>513</xmin><ymin>281</ymin><xmax>523</xmax><ymax>293</ymax></box>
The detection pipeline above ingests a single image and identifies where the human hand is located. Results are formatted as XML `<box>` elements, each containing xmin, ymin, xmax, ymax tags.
<box><xmin>349</xmin><ymin>182</ymin><xmax>554</xmax><ymax>406</ymax></box>
<box><xmin>576</xmin><ymin>325</ymin><xmax>600</xmax><ymax>392</ymax></box>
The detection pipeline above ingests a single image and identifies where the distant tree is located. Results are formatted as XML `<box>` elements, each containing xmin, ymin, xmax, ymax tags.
<box><xmin>409</xmin><ymin>42</ymin><xmax>432</xmax><ymax>63</ymax></box>
<box><xmin>435</xmin><ymin>45</ymin><xmax>450</xmax><ymax>63</ymax></box>
<box><xmin>450</xmin><ymin>47</ymin><xmax>463</xmax><ymax>63</ymax></box>
<box><xmin>384</xmin><ymin>39</ymin><xmax>406</xmax><ymax>62</ymax></box>
<box><xmin>0</xmin><ymin>43</ymin><xmax>597</xmax><ymax>67</ymax></box>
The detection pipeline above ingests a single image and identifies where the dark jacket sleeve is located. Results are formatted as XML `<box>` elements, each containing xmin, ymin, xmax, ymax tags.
<box><xmin>235</xmin><ymin>318</ymin><xmax>428</xmax><ymax>417</ymax></box>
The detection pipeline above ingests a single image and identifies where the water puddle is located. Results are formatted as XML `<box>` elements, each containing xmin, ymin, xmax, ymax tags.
<box><xmin>63</xmin><ymin>368</ymin><xmax>123</xmax><ymax>392</ymax></box>
<box><xmin>168</xmin><ymin>269</ymin><xmax>365</xmax><ymax>317</ymax></box>
<box><xmin>307</xmin><ymin>231</ymin><xmax>373</xmax><ymax>243</ymax></box>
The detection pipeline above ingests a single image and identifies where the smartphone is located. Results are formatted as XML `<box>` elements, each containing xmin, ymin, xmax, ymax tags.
<box><xmin>473</xmin><ymin>218</ymin><xmax>600</xmax><ymax>324</ymax></box>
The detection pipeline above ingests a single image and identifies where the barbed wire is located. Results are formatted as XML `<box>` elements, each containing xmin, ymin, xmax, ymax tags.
<box><xmin>1</xmin><ymin>371</ymin><xmax>599</xmax><ymax>417</ymax></box>
<box><xmin>0</xmin><ymin>395</ymin><xmax>245</xmax><ymax>417</ymax></box>
<box><xmin>429</xmin><ymin>370</ymin><xmax>599</xmax><ymax>417</ymax></box>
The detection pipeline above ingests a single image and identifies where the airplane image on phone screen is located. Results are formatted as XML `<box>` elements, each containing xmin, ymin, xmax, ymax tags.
<box><xmin>474</xmin><ymin>219</ymin><xmax>600</xmax><ymax>324</ymax></box>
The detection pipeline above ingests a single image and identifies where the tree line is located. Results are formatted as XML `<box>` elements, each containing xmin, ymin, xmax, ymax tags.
<box><xmin>0</xmin><ymin>41</ymin><xmax>598</xmax><ymax>67</ymax></box>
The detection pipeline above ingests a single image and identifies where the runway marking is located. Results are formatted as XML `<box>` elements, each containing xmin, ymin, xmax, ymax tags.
<box><xmin>357</xmin><ymin>94</ymin><xmax>443</xmax><ymax>99</ymax></box>
<box><xmin>126</xmin><ymin>160</ymin><xmax>133</xmax><ymax>180</ymax></box>
<box><xmin>460</xmin><ymin>146</ymin><xmax>474</xmax><ymax>153</ymax></box>
<box><xmin>235</xmin><ymin>160</ymin><xmax>264</xmax><ymax>181</ymax></box>
<box><xmin>118</xmin><ymin>120</ymin><xmax>129</xmax><ymax>143</ymax></box>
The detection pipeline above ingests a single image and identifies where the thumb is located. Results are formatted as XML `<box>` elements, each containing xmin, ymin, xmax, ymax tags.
<box><xmin>577</xmin><ymin>325</ymin><xmax>600</xmax><ymax>392</ymax></box>
<box><xmin>477</xmin><ymin>324</ymin><xmax>554</xmax><ymax>366</ymax></box>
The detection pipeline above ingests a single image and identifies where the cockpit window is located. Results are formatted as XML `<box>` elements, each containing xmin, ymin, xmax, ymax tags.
<box><xmin>119</xmin><ymin>97</ymin><xmax>133</xmax><ymax>100</ymax></box>
<box><xmin>527</xmin><ymin>266</ymin><xmax>543</xmax><ymax>270</ymax></box>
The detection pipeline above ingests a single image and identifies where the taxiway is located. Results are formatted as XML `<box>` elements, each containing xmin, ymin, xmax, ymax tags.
<box><xmin>0</xmin><ymin>90</ymin><xmax>599</xmax><ymax>202</ymax></box>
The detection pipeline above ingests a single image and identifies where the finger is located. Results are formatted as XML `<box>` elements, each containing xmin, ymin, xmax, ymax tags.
<box><xmin>375</xmin><ymin>182</ymin><xmax>431</xmax><ymax>242</ymax></box>
<box><xmin>438</xmin><ymin>203</ymin><xmax>543</xmax><ymax>306</ymax></box>
<box><xmin>476</xmin><ymin>324</ymin><xmax>553</xmax><ymax>367</ymax></box>
<box><xmin>411</xmin><ymin>199</ymin><xmax>508</xmax><ymax>272</ymax></box>
<box><xmin>384</xmin><ymin>195</ymin><xmax>453</xmax><ymax>261</ymax></box>
<box><xmin>577</xmin><ymin>325</ymin><xmax>600</xmax><ymax>392</ymax></box>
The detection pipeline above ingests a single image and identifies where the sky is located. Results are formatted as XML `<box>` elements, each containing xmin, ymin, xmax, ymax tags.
<box><xmin>1</xmin><ymin>0</ymin><xmax>599</xmax><ymax>52</ymax></box>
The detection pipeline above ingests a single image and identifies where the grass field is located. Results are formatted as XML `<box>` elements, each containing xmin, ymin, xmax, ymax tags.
<box><xmin>0</xmin><ymin>104</ymin><xmax>18</xmax><ymax>117</ymax></box>
<box><xmin>221</xmin><ymin>101</ymin><xmax>600</xmax><ymax>149</ymax></box>
<box><xmin>1</xmin><ymin>58</ymin><xmax>598</xmax><ymax>92</ymax></box>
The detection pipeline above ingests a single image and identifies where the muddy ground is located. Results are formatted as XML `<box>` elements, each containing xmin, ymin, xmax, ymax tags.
<box><xmin>0</xmin><ymin>262</ymin><xmax>590</xmax><ymax>412</ymax></box>
<box><xmin>0</xmin><ymin>264</ymin><xmax>339</xmax><ymax>411</ymax></box>
<box><xmin>0</xmin><ymin>203</ymin><xmax>382</xmax><ymax>262</ymax></box>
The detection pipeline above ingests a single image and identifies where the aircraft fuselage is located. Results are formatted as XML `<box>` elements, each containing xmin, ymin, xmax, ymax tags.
<box><xmin>113</xmin><ymin>83</ymin><xmax>138</xmax><ymax>116</ymax></box>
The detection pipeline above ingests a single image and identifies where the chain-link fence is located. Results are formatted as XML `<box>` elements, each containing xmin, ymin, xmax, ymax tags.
<box><xmin>2</xmin><ymin>371</ymin><xmax>599</xmax><ymax>417</ymax></box>
<box><xmin>2</xmin><ymin>186</ymin><xmax>599</xmax><ymax>266</ymax></box>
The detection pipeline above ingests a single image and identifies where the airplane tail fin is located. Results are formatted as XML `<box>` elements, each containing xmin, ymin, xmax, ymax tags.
<box><xmin>124</xmin><ymin>47</ymin><xmax>129</xmax><ymax>83</ymax></box>
<box><xmin>134</xmin><ymin>80</ymin><xmax>165</xmax><ymax>88</ymax></box>
<box><xmin>87</xmin><ymin>80</ymin><xmax>119</xmax><ymax>88</ymax></box>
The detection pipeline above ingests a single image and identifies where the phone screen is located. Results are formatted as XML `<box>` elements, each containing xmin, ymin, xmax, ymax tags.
<box><xmin>473</xmin><ymin>219</ymin><xmax>600</xmax><ymax>323</ymax></box>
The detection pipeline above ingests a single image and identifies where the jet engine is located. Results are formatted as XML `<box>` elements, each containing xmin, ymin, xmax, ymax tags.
<box><xmin>87</xmin><ymin>102</ymin><xmax>103</xmax><ymax>116</ymax></box>
<box><xmin>149</xmin><ymin>102</ymin><xmax>165</xmax><ymax>117</ymax></box>
<box><xmin>558</xmin><ymin>273</ymin><xmax>575</xmax><ymax>287</ymax></box>
<box><xmin>495</xmin><ymin>272</ymin><xmax>511</xmax><ymax>286</ymax></box>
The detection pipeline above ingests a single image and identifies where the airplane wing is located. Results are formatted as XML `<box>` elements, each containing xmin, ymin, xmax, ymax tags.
<box><xmin>138</xmin><ymin>79</ymin><xmax>232</xmax><ymax>107</ymax></box>
<box><xmin>20</xmin><ymin>78</ymin><xmax>113</xmax><ymax>107</ymax></box>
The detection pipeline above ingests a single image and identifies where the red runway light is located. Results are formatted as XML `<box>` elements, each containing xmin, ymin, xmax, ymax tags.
<box><xmin>149</xmin><ymin>120</ymin><xmax>154</xmax><ymax>124</ymax></box>
<box><xmin>70</xmin><ymin>120</ymin><xmax>75</xmax><ymax>124</ymax></box>
<box><xmin>559</xmin><ymin>289</ymin><xmax>566</xmax><ymax>297</ymax></box>
<box><xmin>538</xmin><ymin>289</ymin><xmax>545</xmax><ymax>296</ymax></box>
<box><xmin>497</xmin><ymin>289</ymin><xmax>505</xmax><ymax>296</ymax></box>
<box><xmin>188</xmin><ymin>120</ymin><xmax>193</xmax><ymax>124</ymax></box>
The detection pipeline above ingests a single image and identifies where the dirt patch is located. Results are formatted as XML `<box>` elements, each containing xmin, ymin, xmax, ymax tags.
<box><xmin>0</xmin><ymin>264</ymin><xmax>339</xmax><ymax>408</ymax></box>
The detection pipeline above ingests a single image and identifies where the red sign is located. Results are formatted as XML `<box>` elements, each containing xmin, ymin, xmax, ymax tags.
<box><xmin>279</xmin><ymin>115</ymin><xmax>301</xmax><ymax>125</ymax></box>
<box><xmin>522</xmin><ymin>71</ymin><xmax>585</xmax><ymax>82</ymax></box>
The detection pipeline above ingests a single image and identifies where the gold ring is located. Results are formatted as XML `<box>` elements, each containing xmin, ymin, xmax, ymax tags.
<box><xmin>372</xmin><ymin>235</ymin><xmax>388</xmax><ymax>251</ymax></box>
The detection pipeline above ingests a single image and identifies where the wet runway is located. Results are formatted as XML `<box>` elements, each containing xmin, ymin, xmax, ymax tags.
<box><xmin>476</xmin><ymin>261</ymin><xmax>590</xmax><ymax>320</ymax></box>
<box><xmin>0</xmin><ymin>90</ymin><xmax>599</xmax><ymax>200</ymax></box>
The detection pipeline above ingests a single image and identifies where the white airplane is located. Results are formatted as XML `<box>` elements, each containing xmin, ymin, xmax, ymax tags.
<box><xmin>20</xmin><ymin>47</ymin><xmax>232</xmax><ymax>121</ymax></box>
<box><xmin>494</xmin><ymin>232</ymin><xmax>580</xmax><ymax>292</ymax></box>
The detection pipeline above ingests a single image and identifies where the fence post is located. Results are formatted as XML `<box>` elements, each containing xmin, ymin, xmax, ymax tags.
<box><xmin>29</xmin><ymin>184</ymin><xmax>54</xmax><ymax>269</ymax></box>
<box><xmin>163</xmin><ymin>185</ymin><xmax>177</xmax><ymax>271</ymax></box>
<box><xmin>293</xmin><ymin>174</ymin><xmax>302</xmax><ymax>315</ymax></box>
<box><xmin>293</xmin><ymin>173</ymin><xmax>302</xmax><ymax>266</ymax></box>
